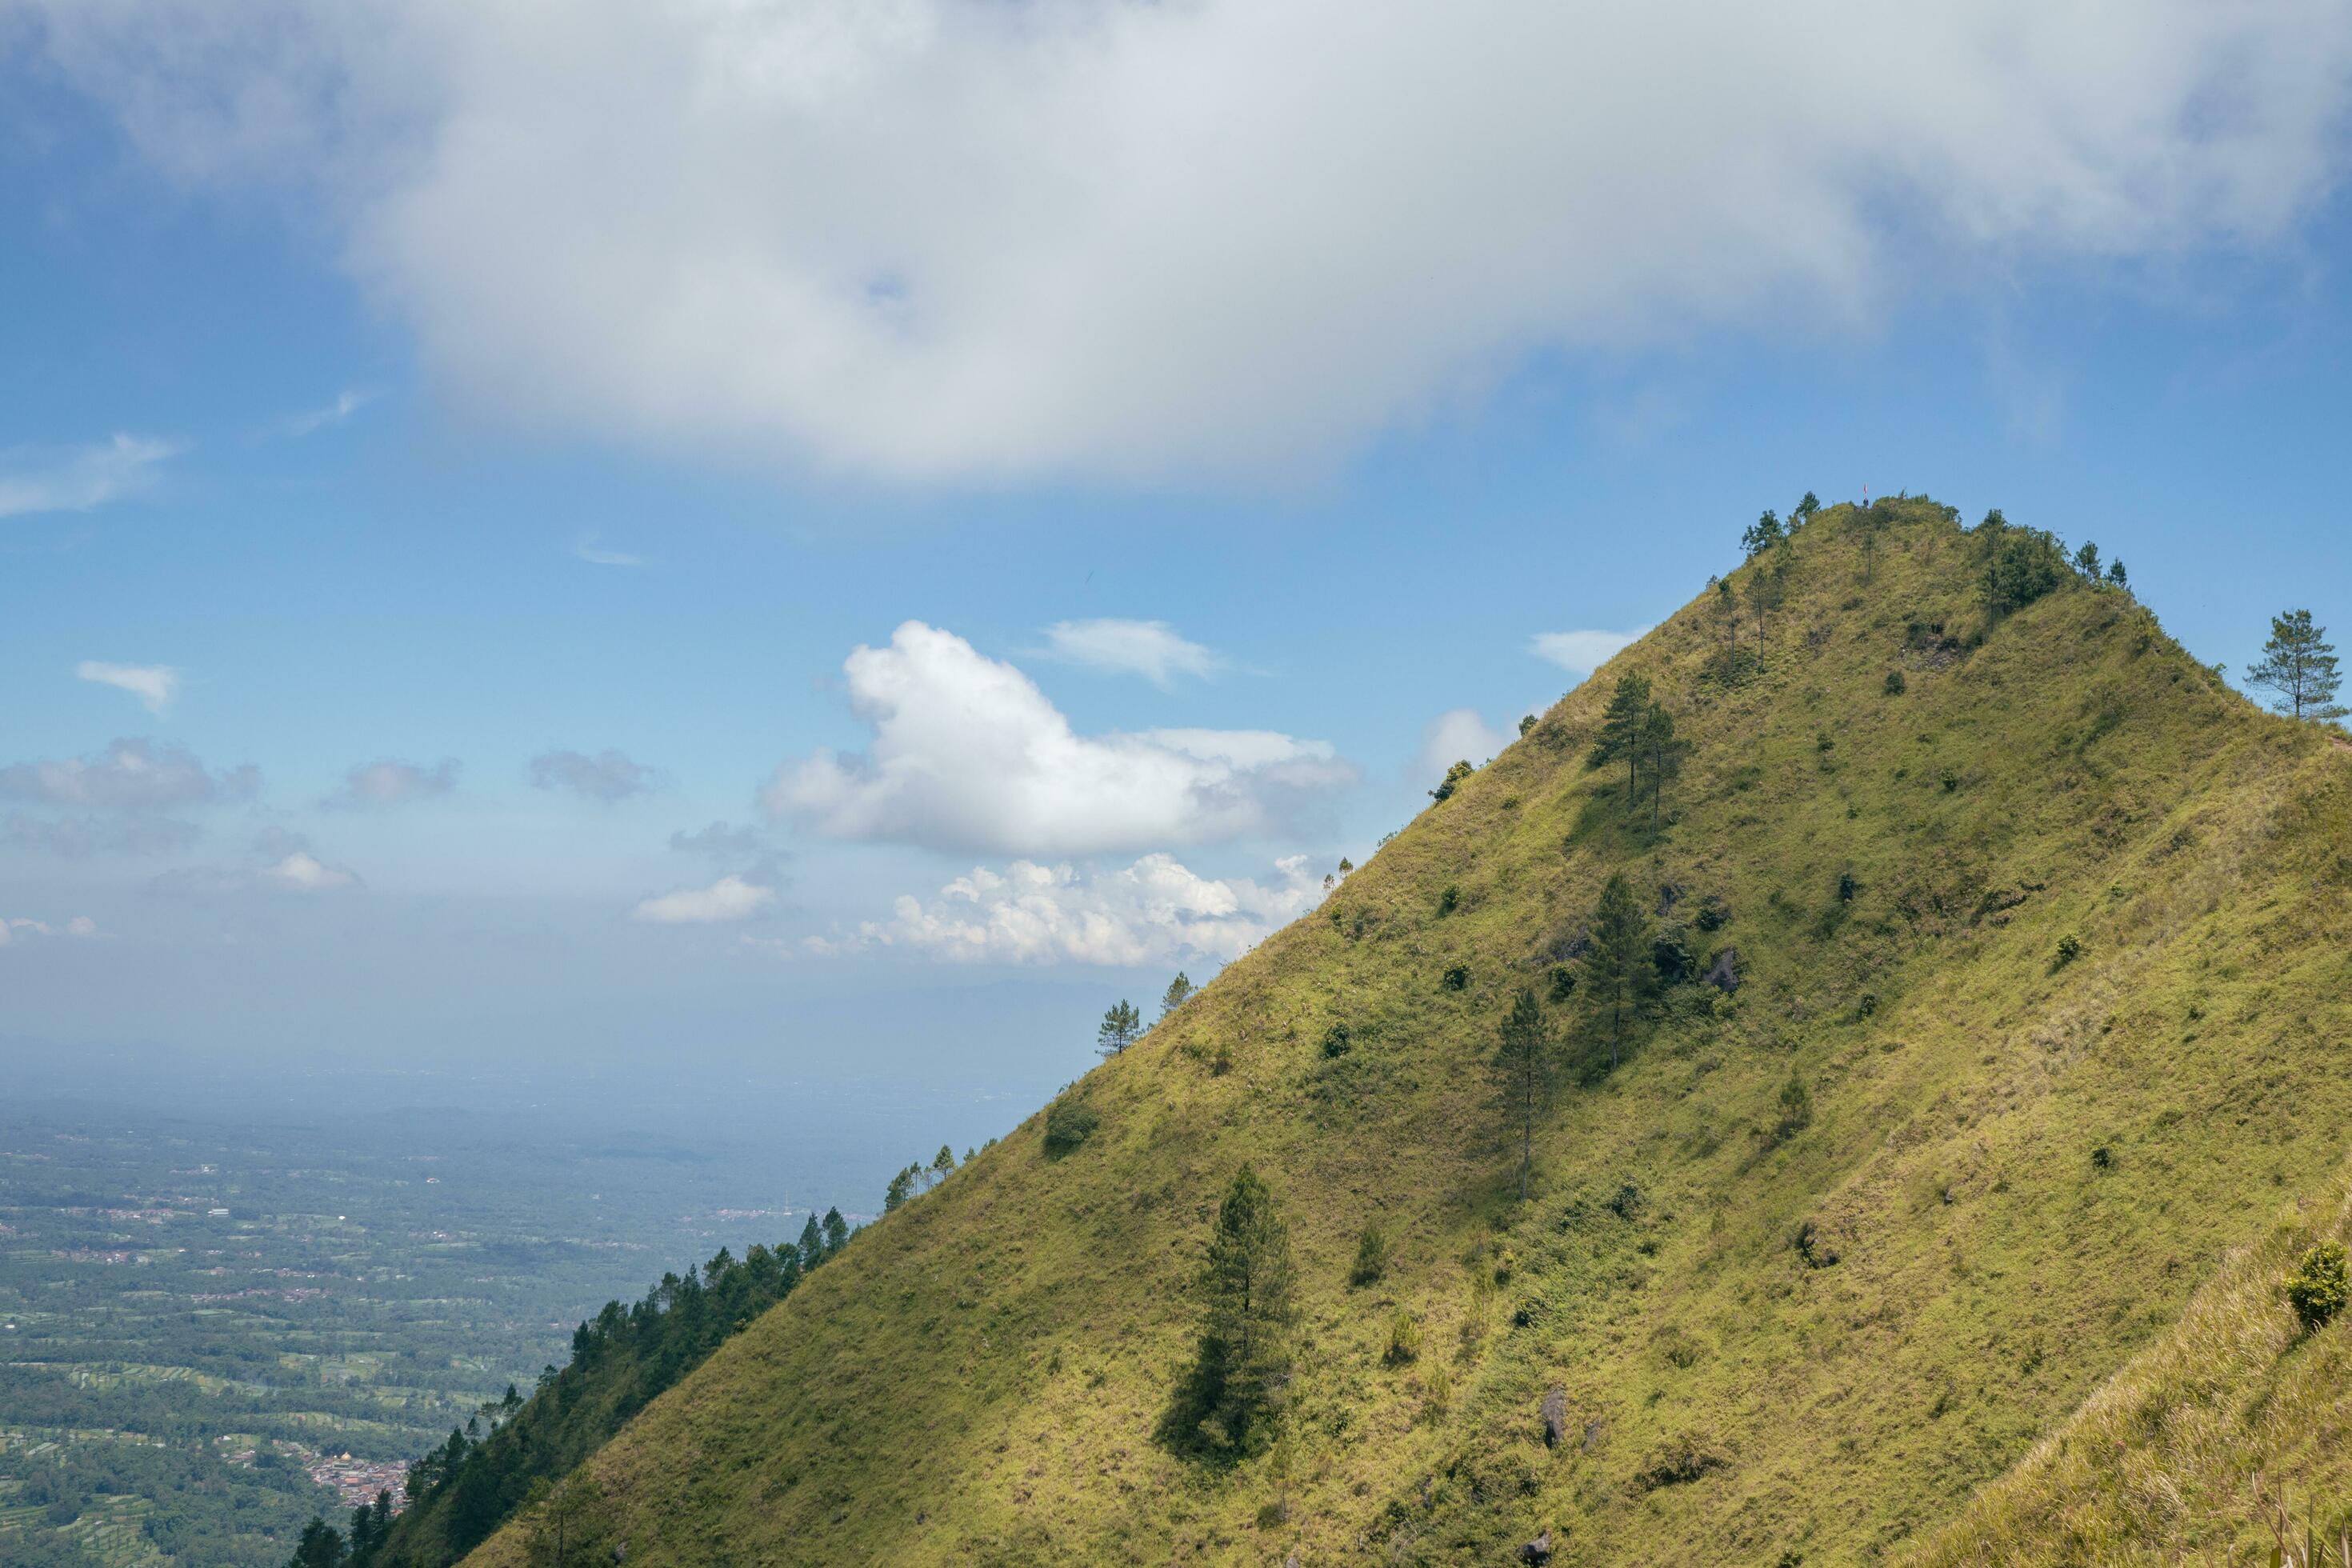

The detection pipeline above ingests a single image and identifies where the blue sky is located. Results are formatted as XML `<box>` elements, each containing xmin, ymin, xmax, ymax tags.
<box><xmin>4</xmin><ymin>2</ymin><xmax>2350</xmax><ymax>1151</ymax></box>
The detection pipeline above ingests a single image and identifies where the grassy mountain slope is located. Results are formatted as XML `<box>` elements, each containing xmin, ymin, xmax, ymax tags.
<box><xmin>468</xmin><ymin>501</ymin><xmax>2352</xmax><ymax>1566</ymax></box>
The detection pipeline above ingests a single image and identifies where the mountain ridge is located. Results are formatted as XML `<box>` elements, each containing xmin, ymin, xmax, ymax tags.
<box><xmin>445</xmin><ymin>498</ymin><xmax>2352</xmax><ymax>1566</ymax></box>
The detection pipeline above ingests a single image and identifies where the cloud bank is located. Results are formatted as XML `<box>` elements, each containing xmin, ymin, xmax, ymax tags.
<box><xmin>764</xmin><ymin>622</ymin><xmax>1354</xmax><ymax>855</ymax></box>
<box><xmin>25</xmin><ymin>2</ymin><xmax>2352</xmax><ymax>482</ymax></box>
<box><xmin>810</xmin><ymin>853</ymin><xmax>1324</xmax><ymax>966</ymax></box>
<box><xmin>0</xmin><ymin>738</ymin><xmax>258</xmax><ymax>811</ymax></box>
<box><xmin>631</xmin><ymin>874</ymin><xmax>778</xmax><ymax>926</ymax></box>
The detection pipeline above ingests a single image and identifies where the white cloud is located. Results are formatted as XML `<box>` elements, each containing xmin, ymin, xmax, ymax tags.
<box><xmin>76</xmin><ymin>660</ymin><xmax>182</xmax><ymax>715</ymax></box>
<box><xmin>1416</xmin><ymin>708</ymin><xmax>1516</xmax><ymax>786</ymax></box>
<box><xmin>1529</xmin><ymin>627</ymin><xmax>1649</xmax><ymax>679</ymax></box>
<box><xmin>530</xmin><ymin>748</ymin><xmax>658</xmax><ymax>802</ymax></box>
<box><xmin>0</xmin><ymin>738</ymin><xmax>258</xmax><ymax>810</ymax></box>
<box><xmin>257</xmin><ymin>850</ymin><xmax>358</xmax><ymax>892</ymax></box>
<box><xmin>0</xmin><ymin>434</ymin><xmax>184</xmax><ymax>518</ymax></box>
<box><xmin>26</xmin><ymin>3</ymin><xmax>2352</xmax><ymax>483</ymax></box>
<box><xmin>574</xmin><ymin>533</ymin><xmax>645</xmax><ymax>567</ymax></box>
<box><xmin>0</xmin><ymin>914</ymin><xmax>105</xmax><ymax>946</ymax></box>
<box><xmin>326</xmin><ymin>758</ymin><xmax>459</xmax><ymax>808</ymax></box>
<box><xmin>631</xmin><ymin>874</ymin><xmax>777</xmax><ymax>925</ymax></box>
<box><xmin>763</xmin><ymin>622</ymin><xmax>1354</xmax><ymax>855</ymax></box>
<box><xmin>278</xmin><ymin>386</ymin><xmax>378</xmax><ymax>437</ymax></box>
<box><xmin>809</xmin><ymin>853</ymin><xmax>1322</xmax><ymax>966</ymax></box>
<box><xmin>1041</xmin><ymin>620</ymin><xmax>1220</xmax><ymax>686</ymax></box>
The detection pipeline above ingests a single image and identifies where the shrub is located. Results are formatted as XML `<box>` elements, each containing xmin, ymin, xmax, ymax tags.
<box><xmin>1436</xmin><ymin>884</ymin><xmax>1460</xmax><ymax>917</ymax></box>
<box><xmin>1320</xmin><ymin>1022</ymin><xmax>1352</xmax><ymax>1059</ymax></box>
<box><xmin>2054</xmin><ymin>934</ymin><xmax>2084</xmax><ymax>968</ymax></box>
<box><xmin>2090</xmin><ymin>1145</ymin><xmax>2114</xmax><ymax>1171</ymax></box>
<box><xmin>1349</xmin><ymin>1225</ymin><xmax>1390</xmax><ymax>1287</ymax></box>
<box><xmin>1042</xmin><ymin>1099</ymin><xmax>1098</xmax><ymax>1158</ymax></box>
<box><xmin>1382</xmin><ymin>1310</ymin><xmax>1422</xmax><ymax>1366</ymax></box>
<box><xmin>2286</xmin><ymin>1241</ymin><xmax>2350</xmax><ymax>1331</ymax></box>
<box><xmin>1858</xmin><ymin>992</ymin><xmax>1878</xmax><ymax>1018</ymax></box>
<box><xmin>1547</xmin><ymin>965</ymin><xmax>1577</xmax><ymax>1002</ymax></box>
<box><xmin>1774</xmin><ymin>1073</ymin><xmax>1813</xmax><ymax>1142</ymax></box>
<box><xmin>1442</xmin><ymin>965</ymin><xmax>1470</xmax><ymax>992</ymax></box>
<box><xmin>1837</xmin><ymin>871</ymin><xmax>1858</xmax><ymax>902</ymax></box>
<box><xmin>1429</xmin><ymin>759</ymin><xmax>1474</xmax><ymax>802</ymax></box>
<box><xmin>1884</xmin><ymin>670</ymin><xmax>1906</xmax><ymax>695</ymax></box>
<box><xmin>1255</xmin><ymin>1500</ymin><xmax>1290</xmax><ymax>1529</ymax></box>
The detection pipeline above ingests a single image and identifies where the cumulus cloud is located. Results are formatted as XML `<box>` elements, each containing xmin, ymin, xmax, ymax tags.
<box><xmin>1529</xmin><ymin>627</ymin><xmax>1649</xmax><ymax>679</ymax></box>
<box><xmin>0</xmin><ymin>433</ymin><xmax>183</xmax><ymax>517</ymax></box>
<box><xmin>0</xmin><ymin>738</ymin><xmax>258</xmax><ymax>810</ymax></box>
<box><xmin>0</xmin><ymin>914</ymin><xmax>104</xmax><ymax>946</ymax></box>
<box><xmin>764</xmin><ymin>622</ymin><xmax>1354</xmax><ymax>856</ymax></box>
<box><xmin>630</xmin><ymin>874</ymin><xmax>777</xmax><ymax>926</ymax></box>
<box><xmin>809</xmin><ymin>853</ymin><xmax>1322</xmax><ymax>966</ymax></box>
<box><xmin>25</xmin><ymin>3</ymin><xmax>2352</xmax><ymax>482</ymax></box>
<box><xmin>1041</xmin><ymin>620</ymin><xmax>1221</xmax><ymax>686</ymax></box>
<box><xmin>1416</xmin><ymin>708</ymin><xmax>1517</xmax><ymax>786</ymax></box>
<box><xmin>76</xmin><ymin>660</ymin><xmax>181</xmax><ymax>714</ymax></box>
<box><xmin>529</xmin><ymin>748</ymin><xmax>658</xmax><ymax>802</ymax></box>
<box><xmin>326</xmin><ymin>758</ymin><xmax>459</xmax><ymax>809</ymax></box>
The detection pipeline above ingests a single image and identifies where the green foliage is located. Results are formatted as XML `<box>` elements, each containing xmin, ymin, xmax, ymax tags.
<box><xmin>1319</xmin><ymin>1021</ymin><xmax>1352</xmax><ymax>1059</ymax></box>
<box><xmin>2285</xmin><ymin>1241</ymin><xmax>2350</xmax><ymax>1332</ymax></box>
<box><xmin>1097</xmin><ymin>998</ymin><xmax>1143</xmax><ymax>1057</ymax></box>
<box><xmin>1581</xmin><ymin>872</ymin><xmax>1653</xmax><ymax>1072</ymax></box>
<box><xmin>1161</xmin><ymin>1167</ymin><xmax>1298</xmax><ymax>1459</ymax></box>
<box><xmin>2246</xmin><ymin>608</ymin><xmax>2347</xmax><ymax>722</ymax></box>
<box><xmin>1547</xmin><ymin>964</ymin><xmax>1577</xmax><ymax>1003</ymax></box>
<box><xmin>1518</xmin><ymin>714</ymin><xmax>1538</xmax><ymax>736</ymax></box>
<box><xmin>1885</xmin><ymin>670</ymin><xmax>1906</xmax><ymax>695</ymax></box>
<box><xmin>1436</xmin><ymin>883</ymin><xmax>1460</xmax><ymax>917</ymax></box>
<box><xmin>1159</xmin><ymin>972</ymin><xmax>1196</xmax><ymax>1018</ymax></box>
<box><xmin>1493</xmin><ymin>987</ymin><xmax>1556</xmax><ymax>1201</ymax></box>
<box><xmin>1441</xmin><ymin>964</ymin><xmax>1470</xmax><ymax>992</ymax></box>
<box><xmin>2054</xmin><ymin>934</ymin><xmax>2083</xmax><ymax>968</ymax></box>
<box><xmin>1981</xmin><ymin>526</ymin><xmax>2070</xmax><ymax>618</ymax></box>
<box><xmin>1382</xmin><ymin>1310</ymin><xmax>1422</xmax><ymax>1366</ymax></box>
<box><xmin>1773</xmin><ymin>1074</ymin><xmax>1814</xmax><ymax>1144</ymax></box>
<box><xmin>1742</xmin><ymin>509</ymin><xmax>1785</xmax><ymax>557</ymax></box>
<box><xmin>1590</xmin><ymin>672</ymin><xmax>1654</xmax><ymax>796</ymax></box>
<box><xmin>1429</xmin><ymin>759</ymin><xmax>1474</xmax><ymax>802</ymax></box>
<box><xmin>1349</xmin><ymin>1226</ymin><xmax>1391</xmax><ymax>1288</ymax></box>
<box><xmin>1042</xmin><ymin>1098</ymin><xmax>1100</xmax><ymax>1158</ymax></box>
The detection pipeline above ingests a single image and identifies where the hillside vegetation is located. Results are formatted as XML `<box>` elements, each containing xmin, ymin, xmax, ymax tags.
<box><xmin>466</xmin><ymin>501</ymin><xmax>2352</xmax><ymax>1565</ymax></box>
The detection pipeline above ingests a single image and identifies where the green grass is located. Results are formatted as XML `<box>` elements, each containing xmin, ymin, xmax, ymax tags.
<box><xmin>458</xmin><ymin>502</ymin><xmax>2352</xmax><ymax>1566</ymax></box>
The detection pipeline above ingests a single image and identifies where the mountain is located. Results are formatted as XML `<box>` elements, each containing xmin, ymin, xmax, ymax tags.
<box><xmin>457</xmin><ymin>499</ymin><xmax>2352</xmax><ymax>1565</ymax></box>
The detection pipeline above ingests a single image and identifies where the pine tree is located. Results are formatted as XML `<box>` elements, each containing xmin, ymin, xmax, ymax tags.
<box><xmin>290</xmin><ymin>1518</ymin><xmax>348</xmax><ymax>1568</ymax></box>
<box><xmin>1493</xmin><ymin>987</ymin><xmax>1555</xmax><ymax>1202</ymax></box>
<box><xmin>1742</xmin><ymin>509</ymin><xmax>1784</xmax><ymax>557</ymax></box>
<box><xmin>1581</xmin><ymin>872</ymin><xmax>1652</xmax><ymax>1072</ymax></box>
<box><xmin>1181</xmin><ymin>1166</ymin><xmax>1298</xmax><ymax>1454</ymax></box>
<box><xmin>1746</xmin><ymin>559</ymin><xmax>1786</xmax><ymax>645</ymax></box>
<box><xmin>2107</xmin><ymin>558</ymin><xmax>2129</xmax><ymax>591</ymax></box>
<box><xmin>2246</xmin><ymin>609</ymin><xmax>2346</xmax><ymax>722</ymax></box>
<box><xmin>1593</xmin><ymin>672</ymin><xmax>1653</xmax><ymax>802</ymax></box>
<box><xmin>1097</xmin><ymin>998</ymin><xmax>1143</xmax><ymax>1056</ymax></box>
<box><xmin>1639</xmin><ymin>702</ymin><xmax>1687</xmax><ymax>834</ymax></box>
<box><xmin>883</xmin><ymin>1166</ymin><xmax>916</xmax><ymax>1212</ymax></box>
<box><xmin>821</xmin><ymin>1207</ymin><xmax>850</xmax><ymax>1254</ymax></box>
<box><xmin>1160</xmin><ymin>972</ymin><xmax>1196</xmax><ymax>1019</ymax></box>
<box><xmin>1792</xmin><ymin>490</ymin><xmax>1821</xmax><ymax>524</ymax></box>
<box><xmin>928</xmin><ymin>1145</ymin><xmax>955</xmax><ymax>1187</ymax></box>
<box><xmin>1429</xmin><ymin>758</ymin><xmax>1474</xmax><ymax>802</ymax></box>
<box><xmin>797</xmin><ymin>1214</ymin><xmax>824</xmax><ymax>1270</ymax></box>
<box><xmin>1715</xmin><ymin>578</ymin><xmax>1738</xmax><ymax>656</ymax></box>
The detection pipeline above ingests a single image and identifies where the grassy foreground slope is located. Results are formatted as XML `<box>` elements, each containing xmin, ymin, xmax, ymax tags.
<box><xmin>471</xmin><ymin>502</ymin><xmax>2352</xmax><ymax>1566</ymax></box>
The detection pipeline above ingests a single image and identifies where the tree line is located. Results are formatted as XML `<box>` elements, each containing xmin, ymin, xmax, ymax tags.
<box><xmin>284</xmin><ymin>1210</ymin><xmax>853</xmax><ymax>1568</ymax></box>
